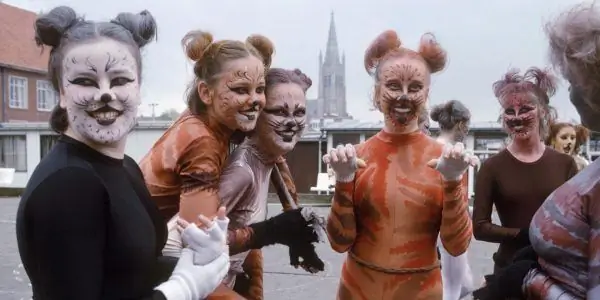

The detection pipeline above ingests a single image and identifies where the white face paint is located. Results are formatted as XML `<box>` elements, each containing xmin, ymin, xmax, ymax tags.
<box><xmin>60</xmin><ymin>38</ymin><xmax>141</xmax><ymax>145</ymax></box>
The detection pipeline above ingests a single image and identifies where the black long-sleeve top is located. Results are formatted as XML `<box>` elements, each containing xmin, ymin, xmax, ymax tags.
<box><xmin>16</xmin><ymin>135</ymin><xmax>172</xmax><ymax>300</ymax></box>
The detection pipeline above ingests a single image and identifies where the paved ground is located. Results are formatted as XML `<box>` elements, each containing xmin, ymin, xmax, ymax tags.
<box><xmin>0</xmin><ymin>198</ymin><xmax>497</xmax><ymax>300</ymax></box>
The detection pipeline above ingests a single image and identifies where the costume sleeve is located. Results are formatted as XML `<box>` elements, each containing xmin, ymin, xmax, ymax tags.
<box><xmin>177</xmin><ymin>136</ymin><xmax>223</xmax><ymax>223</ymax></box>
<box><xmin>22</xmin><ymin>168</ymin><xmax>167</xmax><ymax>300</ymax></box>
<box><xmin>566</xmin><ymin>157</ymin><xmax>578</xmax><ymax>180</ymax></box>
<box><xmin>587</xmin><ymin>193</ymin><xmax>600</xmax><ymax>298</ymax></box>
<box><xmin>272</xmin><ymin>157</ymin><xmax>299</xmax><ymax>212</ymax></box>
<box><xmin>326</xmin><ymin>180</ymin><xmax>357</xmax><ymax>253</ymax></box>
<box><xmin>472</xmin><ymin>160</ymin><xmax>519</xmax><ymax>243</ymax></box>
<box><xmin>217</xmin><ymin>164</ymin><xmax>257</xmax><ymax>255</ymax></box>
<box><xmin>438</xmin><ymin>176</ymin><xmax>472</xmax><ymax>256</ymax></box>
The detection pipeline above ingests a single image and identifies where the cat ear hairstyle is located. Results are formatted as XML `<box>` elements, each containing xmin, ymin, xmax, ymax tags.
<box><xmin>246</xmin><ymin>35</ymin><xmax>275</xmax><ymax>69</ymax></box>
<box><xmin>34</xmin><ymin>6</ymin><xmax>81</xmax><ymax>48</ymax></box>
<box><xmin>364</xmin><ymin>30</ymin><xmax>401</xmax><ymax>76</ymax></box>
<box><xmin>492</xmin><ymin>68</ymin><xmax>523</xmax><ymax>98</ymax></box>
<box><xmin>524</xmin><ymin>67</ymin><xmax>558</xmax><ymax>102</ymax></box>
<box><xmin>417</xmin><ymin>33</ymin><xmax>447</xmax><ymax>73</ymax></box>
<box><xmin>293</xmin><ymin>68</ymin><xmax>313</xmax><ymax>91</ymax></box>
<box><xmin>111</xmin><ymin>10</ymin><xmax>157</xmax><ymax>48</ymax></box>
<box><xmin>181</xmin><ymin>31</ymin><xmax>214</xmax><ymax>62</ymax></box>
<box><xmin>429</xmin><ymin>103</ymin><xmax>445</xmax><ymax>123</ymax></box>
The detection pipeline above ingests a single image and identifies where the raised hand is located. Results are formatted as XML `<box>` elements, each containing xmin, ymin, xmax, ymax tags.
<box><xmin>289</xmin><ymin>243</ymin><xmax>325</xmax><ymax>274</ymax></box>
<box><xmin>177</xmin><ymin>206</ymin><xmax>229</xmax><ymax>265</ymax></box>
<box><xmin>427</xmin><ymin>142</ymin><xmax>478</xmax><ymax>181</ymax></box>
<box><xmin>322</xmin><ymin>144</ymin><xmax>366</xmax><ymax>182</ymax></box>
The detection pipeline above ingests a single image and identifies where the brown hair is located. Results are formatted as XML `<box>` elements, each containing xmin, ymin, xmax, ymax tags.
<box><xmin>364</xmin><ymin>30</ymin><xmax>447</xmax><ymax>78</ymax></box>
<box><xmin>266</xmin><ymin>68</ymin><xmax>312</xmax><ymax>93</ymax></box>
<box><xmin>182</xmin><ymin>31</ymin><xmax>275</xmax><ymax>115</ymax></box>
<box><xmin>492</xmin><ymin>67</ymin><xmax>558</xmax><ymax>139</ymax></box>
<box><xmin>545</xmin><ymin>121</ymin><xmax>590</xmax><ymax>154</ymax></box>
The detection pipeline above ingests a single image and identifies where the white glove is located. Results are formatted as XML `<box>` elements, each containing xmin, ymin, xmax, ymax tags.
<box><xmin>155</xmin><ymin>249</ymin><xmax>229</xmax><ymax>300</ymax></box>
<box><xmin>181</xmin><ymin>215</ymin><xmax>229</xmax><ymax>265</ymax></box>
<box><xmin>427</xmin><ymin>142</ymin><xmax>478</xmax><ymax>181</ymax></box>
<box><xmin>322</xmin><ymin>144</ymin><xmax>365</xmax><ymax>182</ymax></box>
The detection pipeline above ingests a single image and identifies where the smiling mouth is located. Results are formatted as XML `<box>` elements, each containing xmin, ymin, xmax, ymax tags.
<box><xmin>85</xmin><ymin>106</ymin><xmax>123</xmax><ymax>126</ymax></box>
<box><xmin>275</xmin><ymin>129</ymin><xmax>297</xmax><ymax>142</ymax></box>
<box><xmin>239</xmin><ymin>109</ymin><xmax>259</xmax><ymax>121</ymax></box>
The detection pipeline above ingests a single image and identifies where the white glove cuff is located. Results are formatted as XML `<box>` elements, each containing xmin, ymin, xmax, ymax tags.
<box><xmin>335</xmin><ymin>172</ymin><xmax>355</xmax><ymax>183</ymax></box>
<box><xmin>155</xmin><ymin>276</ymin><xmax>192</xmax><ymax>300</ymax></box>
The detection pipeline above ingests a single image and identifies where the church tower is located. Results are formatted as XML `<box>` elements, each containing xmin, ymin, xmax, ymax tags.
<box><xmin>316</xmin><ymin>12</ymin><xmax>351</xmax><ymax>120</ymax></box>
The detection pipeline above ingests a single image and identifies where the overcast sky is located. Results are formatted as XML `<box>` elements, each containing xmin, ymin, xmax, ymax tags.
<box><xmin>7</xmin><ymin>0</ymin><xmax>593</xmax><ymax>123</ymax></box>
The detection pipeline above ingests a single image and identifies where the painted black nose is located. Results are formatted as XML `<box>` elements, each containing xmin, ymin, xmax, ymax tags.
<box><xmin>100</xmin><ymin>93</ymin><xmax>112</xmax><ymax>103</ymax></box>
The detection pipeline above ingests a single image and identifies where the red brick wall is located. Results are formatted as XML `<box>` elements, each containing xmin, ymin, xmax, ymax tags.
<box><xmin>1</xmin><ymin>67</ymin><xmax>52</xmax><ymax>122</ymax></box>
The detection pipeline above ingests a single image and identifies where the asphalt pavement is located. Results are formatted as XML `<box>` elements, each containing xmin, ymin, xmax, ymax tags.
<box><xmin>0</xmin><ymin>198</ymin><xmax>498</xmax><ymax>300</ymax></box>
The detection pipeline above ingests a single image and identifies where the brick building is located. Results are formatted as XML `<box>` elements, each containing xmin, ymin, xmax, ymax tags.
<box><xmin>0</xmin><ymin>3</ymin><xmax>55</xmax><ymax>123</ymax></box>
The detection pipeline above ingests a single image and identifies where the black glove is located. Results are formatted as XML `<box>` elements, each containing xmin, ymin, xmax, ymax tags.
<box><xmin>514</xmin><ymin>228</ymin><xmax>530</xmax><ymax>247</ymax></box>
<box><xmin>289</xmin><ymin>243</ymin><xmax>324</xmax><ymax>274</ymax></box>
<box><xmin>248</xmin><ymin>208</ymin><xmax>318</xmax><ymax>249</ymax></box>
<box><xmin>472</xmin><ymin>260</ymin><xmax>539</xmax><ymax>300</ymax></box>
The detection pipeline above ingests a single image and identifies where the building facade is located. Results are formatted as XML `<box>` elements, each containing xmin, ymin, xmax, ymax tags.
<box><xmin>0</xmin><ymin>3</ymin><xmax>57</xmax><ymax>123</ymax></box>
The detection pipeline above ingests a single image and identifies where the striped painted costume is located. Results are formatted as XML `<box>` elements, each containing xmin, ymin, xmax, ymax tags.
<box><xmin>327</xmin><ymin>130</ymin><xmax>472</xmax><ymax>300</ymax></box>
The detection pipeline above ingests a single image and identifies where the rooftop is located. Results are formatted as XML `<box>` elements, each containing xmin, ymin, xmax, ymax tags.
<box><xmin>0</xmin><ymin>3</ymin><xmax>48</xmax><ymax>73</ymax></box>
<box><xmin>320</xmin><ymin>119</ymin><xmax>504</xmax><ymax>131</ymax></box>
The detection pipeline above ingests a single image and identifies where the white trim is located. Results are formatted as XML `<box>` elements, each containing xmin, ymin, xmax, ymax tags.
<box><xmin>7</xmin><ymin>75</ymin><xmax>28</xmax><ymax>109</ymax></box>
<box><xmin>36</xmin><ymin>80</ymin><xmax>57</xmax><ymax>111</ymax></box>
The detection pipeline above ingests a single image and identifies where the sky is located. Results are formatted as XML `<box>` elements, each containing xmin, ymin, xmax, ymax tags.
<box><xmin>6</xmin><ymin>0</ymin><xmax>594</xmax><ymax>123</ymax></box>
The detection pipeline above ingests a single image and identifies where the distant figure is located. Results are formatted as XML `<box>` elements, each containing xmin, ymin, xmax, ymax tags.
<box><xmin>430</xmin><ymin>100</ymin><xmax>476</xmax><ymax>300</ymax></box>
<box><xmin>545</xmin><ymin>121</ymin><xmax>590</xmax><ymax>172</ymax></box>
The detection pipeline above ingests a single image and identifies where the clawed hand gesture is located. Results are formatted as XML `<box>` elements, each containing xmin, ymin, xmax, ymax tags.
<box><xmin>322</xmin><ymin>144</ymin><xmax>366</xmax><ymax>183</ymax></box>
<box><xmin>427</xmin><ymin>142</ymin><xmax>479</xmax><ymax>181</ymax></box>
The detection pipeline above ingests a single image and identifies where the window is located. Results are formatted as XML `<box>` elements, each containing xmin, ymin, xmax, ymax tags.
<box><xmin>37</xmin><ymin>80</ymin><xmax>57</xmax><ymax>111</ymax></box>
<box><xmin>323</xmin><ymin>75</ymin><xmax>331</xmax><ymax>88</ymax></box>
<box><xmin>474</xmin><ymin>135</ymin><xmax>507</xmax><ymax>151</ymax></box>
<box><xmin>0</xmin><ymin>135</ymin><xmax>27</xmax><ymax>172</ymax></box>
<box><xmin>40</xmin><ymin>135</ymin><xmax>59</xmax><ymax>159</ymax></box>
<box><xmin>8</xmin><ymin>76</ymin><xmax>28</xmax><ymax>109</ymax></box>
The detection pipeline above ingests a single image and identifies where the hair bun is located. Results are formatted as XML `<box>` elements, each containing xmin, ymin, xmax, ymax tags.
<box><xmin>364</xmin><ymin>30</ymin><xmax>402</xmax><ymax>76</ymax></box>
<box><xmin>293</xmin><ymin>68</ymin><xmax>313</xmax><ymax>89</ymax></box>
<box><xmin>111</xmin><ymin>10</ymin><xmax>157</xmax><ymax>48</ymax></box>
<box><xmin>34</xmin><ymin>6</ymin><xmax>81</xmax><ymax>48</ymax></box>
<box><xmin>418</xmin><ymin>33</ymin><xmax>447</xmax><ymax>73</ymax></box>
<box><xmin>181</xmin><ymin>30</ymin><xmax>214</xmax><ymax>62</ymax></box>
<box><xmin>246</xmin><ymin>34</ymin><xmax>275</xmax><ymax>68</ymax></box>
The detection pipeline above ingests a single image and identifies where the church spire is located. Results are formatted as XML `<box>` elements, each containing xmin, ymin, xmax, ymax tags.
<box><xmin>325</xmin><ymin>11</ymin><xmax>340</xmax><ymax>64</ymax></box>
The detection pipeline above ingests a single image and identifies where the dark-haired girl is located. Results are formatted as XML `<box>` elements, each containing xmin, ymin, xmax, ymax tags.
<box><xmin>430</xmin><ymin>100</ymin><xmax>476</xmax><ymax>300</ymax></box>
<box><xmin>16</xmin><ymin>6</ymin><xmax>230</xmax><ymax>300</ymax></box>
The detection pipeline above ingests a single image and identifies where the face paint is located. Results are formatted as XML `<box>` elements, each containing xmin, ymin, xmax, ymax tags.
<box><xmin>500</xmin><ymin>93</ymin><xmax>540</xmax><ymax>140</ymax></box>
<box><xmin>211</xmin><ymin>56</ymin><xmax>266</xmax><ymax>132</ymax></box>
<box><xmin>552</xmin><ymin>126</ymin><xmax>577</xmax><ymax>155</ymax></box>
<box><xmin>61</xmin><ymin>39</ymin><xmax>140</xmax><ymax>145</ymax></box>
<box><xmin>376</xmin><ymin>56</ymin><xmax>430</xmax><ymax>131</ymax></box>
<box><xmin>255</xmin><ymin>83</ymin><xmax>306</xmax><ymax>154</ymax></box>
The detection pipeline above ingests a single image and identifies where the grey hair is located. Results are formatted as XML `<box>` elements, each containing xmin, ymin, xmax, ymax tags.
<box><xmin>34</xmin><ymin>6</ymin><xmax>157</xmax><ymax>132</ymax></box>
<box><xmin>546</xmin><ymin>3</ymin><xmax>600</xmax><ymax>92</ymax></box>
<box><xmin>430</xmin><ymin>100</ymin><xmax>471</xmax><ymax>131</ymax></box>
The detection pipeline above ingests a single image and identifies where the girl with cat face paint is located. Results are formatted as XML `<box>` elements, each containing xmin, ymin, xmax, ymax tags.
<box><xmin>16</xmin><ymin>7</ymin><xmax>231</xmax><ymax>300</ymax></box>
<box><xmin>545</xmin><ymin>122</ymin><xmax>590</xmax><ymax>172</ymax></box>
<box><xmin>322</xmin><ymin>30</ymin><xmax>477</xmax><ymax>300</ymax></box>
<box><xmin>471</xmin><ymin>68</ymin><xmax>578</xmax><ymax>300</ymax></box>
<box><xmin>140</xmin><ymin>32</ymin><xmax>319</xmax><ymax>299</ymax></box>
<box><xmin>476</xmin><ymin>3</ymin><xmax>600</xmax><ymax>300</ymax></box>
<box><xmin>215</xmin><ymin>68</ymin><xmax>325</xmax><ymax>299</ymax></box>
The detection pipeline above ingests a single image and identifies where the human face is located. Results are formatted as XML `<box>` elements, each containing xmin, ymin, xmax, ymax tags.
<box><xmin>500</xmin><ymin>92</ymin><xmax>540</xmax><ymax>140</ymax></box>
<box><xmin>552</xmin><ymin>126</ymin><xmax>577</xmax><ymax>155</ymax></box>
<box><xmin>204</xmin><ymin>56</ymin><xmax>266</xmax><ymax>132</ymax></box>
<box><xmin>60</xmin><ymin>38</ymin><xmax>140</xmax><ymax>145</ymax></box>
<box><xmin>376</xmin><ymin>56</ymin><xmax>430</xmax><ymax>131</ymax></box>
<box><xmin>255</xmin><ymin>83</ymin><xmax>306</xmax><ymax>155</ymax></box>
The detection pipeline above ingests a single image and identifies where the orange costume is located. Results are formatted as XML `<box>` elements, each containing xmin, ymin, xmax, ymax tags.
<box><xmin>140</xmin><ymin>111</ymin><xmax>298</xmax><ymax>300</ymax></box>
<box><xmin>327</xmin><ymin>130</ymin><xmax>472</xmax><ymax>300</ymax></box>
